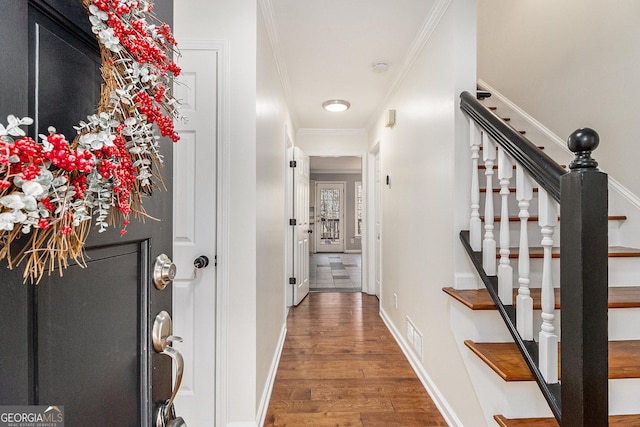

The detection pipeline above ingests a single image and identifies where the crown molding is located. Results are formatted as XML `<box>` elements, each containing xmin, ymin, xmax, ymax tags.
<box><xmin>366</xmin><ymin>0</ymin><xmax>453</xmax><ymax>131</ymax></box>
<box><xmin>258</xmin><ymin>0</ymin><xmax>300</xmax><ymax>129</ymax></box>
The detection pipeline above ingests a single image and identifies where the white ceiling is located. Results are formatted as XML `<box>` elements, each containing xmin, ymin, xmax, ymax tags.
<box><xmin>264</xmin><ymin>0</ymin><xmax>440</xmax><ymax>131</ymax></box>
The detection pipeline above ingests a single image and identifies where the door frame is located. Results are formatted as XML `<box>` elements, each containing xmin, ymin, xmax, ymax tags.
<box><xmin>367</xmin><ymin>143</ymin><xmax>382</xmax><ymax>297</ymax></box>
<box><xmin>211</xmin><ymin>39</ymin><xmax>230</xmax><ymax>427</ymax></box>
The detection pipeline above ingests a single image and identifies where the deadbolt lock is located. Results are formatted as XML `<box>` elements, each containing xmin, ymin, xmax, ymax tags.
<box><xmin>154</xmin><ymin>253</ymin><xmax>177</xmax><ymax>290</ymax></box>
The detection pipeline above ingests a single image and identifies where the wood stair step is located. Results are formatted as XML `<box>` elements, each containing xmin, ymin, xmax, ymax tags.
<box><xmin>494</xmin><ymin>414</ymin><xmax>640</xmax><ymax>427</ymax></box>
<box><xmin>506</xmin><ymin>246</ymin><xmax>640</xmax><ymax>259</ymax></box>
<box><xmin>464</xmin><ymin>340</ymin><xmax>640</xmax><ymax>381</ymax></box>
<box><xmin>442</xmin><ymin>286</ymin><xmax>640</xmax><ymax>310</ymax></box>
<box><xmin>480</xmin><ymin>215</ymin><xmax>626</xmax><ymax>222</ymax></box>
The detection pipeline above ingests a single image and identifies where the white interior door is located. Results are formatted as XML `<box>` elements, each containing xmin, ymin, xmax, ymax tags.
<box><xmin>292</xmin><ymin>147</ymin><xmax>310</xmax><ymax>306</ymax></box>
<box><xmin>374</xmin><ymin>151</ymin><xmax>382</xmax><ymax>297</ymax></box>
<box><xmin>316</xmin><ymin>182</ymin><xmax>345</xmax><ymax>253</ymax></box>
<box><xmin>172</xmin><ymin>44</ymin><xmax>218</xmax><ymax>425</ymax></box>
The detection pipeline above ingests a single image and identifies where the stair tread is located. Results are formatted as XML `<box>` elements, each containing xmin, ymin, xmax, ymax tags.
<box><xmin>507</xmin><ymin>246</ymin><xmax>640</xmax><ymax>258</ymax></box>
<box><xmin>494</xmin><ymin>414</ymin><xmax>640</xmax><ymax>427</ymax></box>
<box><xmin>464</xmin><ymin>340</ymin><xmax>640</xmax><ymax>381</ymax></box>
<box><xmin>442</xmin><ymin>286</ymin><xmax>640</xmax><ymax>310</ymax></box>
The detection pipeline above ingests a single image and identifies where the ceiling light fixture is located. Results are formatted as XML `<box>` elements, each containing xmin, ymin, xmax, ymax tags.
<box><xmin>322</xmin><ymin>99</ymin><xmax>350</xmax><ymax>112</ymax></box>
<box><xmin>371</xmin><ymin>61</ymin><xmax>389</xmax><ymax>73</ymax></box>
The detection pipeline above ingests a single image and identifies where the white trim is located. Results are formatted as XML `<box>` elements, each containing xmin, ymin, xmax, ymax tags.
<box><xmin>297</xmin><ymin>128</ymin><xmax>368</xmax><ymax>137</ymax></box>
<box><xmin>214</xmin><ymin>38</ymin><xmax>231</xmax><ymax>427</ymax></box>
<box><xmin>227</xmin><ymin>423</ymin><xmax>256</xmax><ymax>427</ymax></box>
<box><xmin>344</xmin><ymin>249</ymin><xmax>362</xmax><ymax>254</ymax></box>
<box><xmin>311</xmin><ymin>169</ymin><xmax>362</xmax><ymax>175</ymax></box>
<box><xmin>609</xmin><ymin>176</ymin><xmax>640</xmax><ymax>211</ymax></box>
<box><xmin>478</xmin><ymin>79</ymin><xmax>640</xmax><ymax>211</ymax></box>
<box><xmin>379</xmin><ymin>308</ymin><xmax>464</xmax><ymax>427</ymax></box>
<box><xmin>256</xmin><ymin>324</ymin><xmax>287</xmax><ymax>427</ymax></box>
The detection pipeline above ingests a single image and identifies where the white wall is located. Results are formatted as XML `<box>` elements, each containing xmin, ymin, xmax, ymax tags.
<box><xmin>478</xmin><ymin>0</ymin><xmax>640</xmax><ymax>196</ymax></box>
<box><xmin>296</xmin><ymin>129</ymin><xmax>368</xmax><ymax>156</ymax></box>
<box><xmin>175</xmin><ymin>1</ymin><xmax>259</xmax><ymax>424</ymax></box>
<box><xmin>368</xmin><ymin>0</ymin><xmax>484</xmax><ymax>425</ymax></box>
<box><xmin>256</xmin><ymin>2</ymin><xmax>292</xmax><ymax>420</ymax></box>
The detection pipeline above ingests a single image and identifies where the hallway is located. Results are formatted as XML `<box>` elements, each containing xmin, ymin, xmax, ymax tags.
<box><xmin>264</xmin><ymin>292</ymin><xmax>448</xmax><ymax>426</ymax></box>
<box><xmin>310</xmin><ymin>253</ymin><xmax>362</xmax><ymax>292</ymax></box>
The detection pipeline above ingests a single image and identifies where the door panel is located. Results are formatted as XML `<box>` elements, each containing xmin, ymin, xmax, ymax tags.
<box><xmin>292</xmin><ymin>147</ymin><xmax>310</xmax><ymax>306</ymax></box>
<box><xmin>0</xmin><ymin>1</ymin><xmax>175</xmax><ymax>425</ymax></box>
<box><xmin>37</xmin><ymin>246</ymin><xmax>143</xmax><ymax>425</ymax></box>
<box><xmin>172</xmin><ymin>45</ymin><xmax>218</xmax><ymax>423</ymax></box>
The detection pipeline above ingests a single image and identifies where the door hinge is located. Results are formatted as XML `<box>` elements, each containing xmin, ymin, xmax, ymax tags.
<box><xmin>289</xmin><ymin>160</ymin><xmax>297</xmax><ymax>168</ymax></box>
<box><xmin>214</xmin><ymin>255</ymin><xmax>217</xmax><ymax>267</ymax></box>
<box><xmin>289</xmin><ymin>218</ymin><xmax>297</xmax><ymax>226</ymax></box>
<box><xmin>289</xmin><ymin>277</ymin><xmax>297</xmax><ymax>285</ymax></box>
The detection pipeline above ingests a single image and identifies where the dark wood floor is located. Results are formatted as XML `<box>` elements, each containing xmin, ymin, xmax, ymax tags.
<box><xmin>264</xmin><ymin>292</ymin><xmax>448</xmax><ymax>426</ymax></box>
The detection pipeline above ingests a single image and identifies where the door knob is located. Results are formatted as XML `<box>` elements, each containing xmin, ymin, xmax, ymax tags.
<box><xmin>152</xmin><ymin>311</ymin><xmax>186</xmax><ymax>427</ymax></box>
<box><xmin>154</xmin><ymin>253</ymin><xmax>177</xmax><ymax>290</ymax></box>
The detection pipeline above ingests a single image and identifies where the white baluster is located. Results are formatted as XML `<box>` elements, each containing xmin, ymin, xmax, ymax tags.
<box><xmin>497</xmin><ymin>149</ymin><xmax>513</xmax><ymax>304</ymax></box>
<box><xmin>516</xmin><ymin>164</ymin><xmax>533</xmax><ymax>340</ymax></box>
<box><xmin>482</xmin><ymin>133</ymin><xmax>497</xmax><ymax>276</ymax></box>
<box><xmin>469</xmin><ymin>122</ymin><xmax>482</xmax><ymax>251</ymax></box>
<box><xmin>538</xmin><ymin>188</ymin><xmax>559</xmax><ymax>384</ymax></box>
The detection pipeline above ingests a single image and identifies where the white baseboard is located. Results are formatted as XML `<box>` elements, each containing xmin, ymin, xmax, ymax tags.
<box><xmin>227</xmin><ymin>423</ymin><xmax>256</xmax><ymax>427</ymax></box>
<box><xmin>256</xmin><ymin>323</ymin><xmax>287</xmax><ymax>427</ymax></box>
<box><xmin>379</xmin><ymin>308</ymin><xmax>464</xmax><ymax>427</ymax></box>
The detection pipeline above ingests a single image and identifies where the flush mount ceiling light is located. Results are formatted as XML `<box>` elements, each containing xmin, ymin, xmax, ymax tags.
<box><xmin>322</xmin><ymin>99</ymin><xmax>350</xmax><ymax>112</ymax></box>
<box><xmin>371</xmin><ymin>61</ymin><xmax>389</xmax><ymax>73</ymax></box>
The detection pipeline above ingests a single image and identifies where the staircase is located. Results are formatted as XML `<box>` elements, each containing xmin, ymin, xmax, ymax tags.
<box><xmin>446</xmin><ymin>87</ymin><xmax>640</xmax><ymax>425</ymax></box>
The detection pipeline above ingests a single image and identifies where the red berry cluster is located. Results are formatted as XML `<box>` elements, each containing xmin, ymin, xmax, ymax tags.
<box><xmin>92</xmin><ymin>0</ymin><xmax>181</xmax><ymax>78</ymax></box>
<box><xmin>111</xmin><ymin>124</ymin><xmax>137</xmax><ymax>217</ymax></box>
<box><xmin>154</xmin><ymin>85</ymin><xmax>165</xmax><ymax>103</ymax></box>
<box><xmin>40</xmin><ymin>198</ymin><xmax>54</xmax><ymax>211</ymax></box>
<box><xmin>0</xmin><ymin>137</ymin><xmax>44</xmax><ymax>178</ymax></box>
<box><xmin>72</xmin><ymin>176</ymin><xmax>88</xmax><ymax>199</ymax></box>
<box><xmin>135</xmin><ymin>91</ymin><xmax>179</xmax><ymax>142</ymax></box>
<box><xmin>44</xmin><ymin>134</ymin><xmax>95</xmax><ymax>173</ymax></box>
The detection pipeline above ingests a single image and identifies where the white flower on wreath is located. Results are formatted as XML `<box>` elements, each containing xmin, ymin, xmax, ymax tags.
<box><xmin>97</xmin><ymin>27</ymin><xmax>122</xmax><ymax>52</ymax></box>
<box><xmin>0</xmin><ymin>115</ymin><xmax>33</xmax><ymax>139</ymax></box>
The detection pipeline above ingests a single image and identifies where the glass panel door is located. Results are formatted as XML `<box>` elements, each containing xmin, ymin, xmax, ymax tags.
<box><xmin>315</xmin><ymin>182</ymin><xmax>345</xmax><ymax>252</ymax></box>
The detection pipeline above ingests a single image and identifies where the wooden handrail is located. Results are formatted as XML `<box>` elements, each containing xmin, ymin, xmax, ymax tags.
<box><xmin>460</xmin><ymin>91</ymin><xmax>566</xmax><ymax>202</ymax></box>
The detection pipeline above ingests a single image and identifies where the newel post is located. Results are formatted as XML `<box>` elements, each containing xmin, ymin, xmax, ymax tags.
<box><xmin>560</xmin><ymin>128</ymin><xmax>608</xmax><ymax>426</ymax></box>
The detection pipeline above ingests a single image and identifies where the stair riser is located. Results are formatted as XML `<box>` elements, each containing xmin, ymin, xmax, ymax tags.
<box><xmin>499</xmin><ymin>257</ymin><xmax>640</xmax><ymax>288</ymax></box>
<box><xmin>456</xmin><ymin>303</ymin><xmax>640</xmax><ymax>342</ymax></box>
<box><xmin>453</xmin><ymin>300</ymin><xmax>640</xmax><ymax>421</ymax></box>
<box><xmin>478</xmin><ymin>198</ymin><xmax>626</xmax><ymax>248</ymax></box>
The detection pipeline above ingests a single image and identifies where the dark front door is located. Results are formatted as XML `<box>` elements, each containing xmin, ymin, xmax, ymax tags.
<box><xmin>0</xmin><ymin>1</ymin><xmax>174</xmax><ymax>425</ymax></box>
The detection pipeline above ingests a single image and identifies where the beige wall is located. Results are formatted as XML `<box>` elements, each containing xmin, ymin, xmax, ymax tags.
<box><xmin>478</xmin><ymin>0</ymin><xmax>640</xmax><ymax>196</ymax></box>
<box><xmin>256</xmin><ymin>2</ymin><xmax>292</xmax><ymax>419</ymax></box>
<box><xmin>368</xmin><ymin>0</ymin><xmax>484</xmax><ymax>425</ymax></box>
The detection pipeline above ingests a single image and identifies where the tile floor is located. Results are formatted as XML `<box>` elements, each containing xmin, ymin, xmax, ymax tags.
<box><xmin>309</xmin><ymin>252</ymin><xmax>361</xmax><ymax>292</ymax></box>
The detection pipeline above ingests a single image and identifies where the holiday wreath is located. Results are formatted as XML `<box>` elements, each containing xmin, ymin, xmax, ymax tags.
<box><xmin>0</xmin><ymin>0</ymin><xmax>182</xmax><ymax>282</ymax></box>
